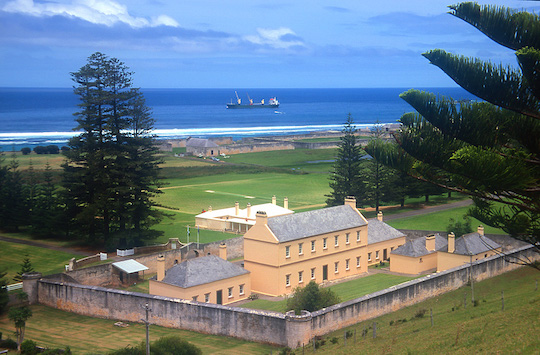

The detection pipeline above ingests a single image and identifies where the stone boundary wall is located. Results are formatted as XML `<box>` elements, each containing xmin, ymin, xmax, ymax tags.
<box><xmin>220</xmin><ymin>142</ymin><xmax>295</xmax><ymax>155</ymax></box>
<box><xmin>27</xmin><ymin>245</ymin><xmax>537</xmax><ymax>348</ymax></box>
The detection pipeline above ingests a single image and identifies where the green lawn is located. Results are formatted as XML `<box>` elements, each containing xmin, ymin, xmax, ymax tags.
<box><xmin>299</xmin><ymin>266</ymin><xmax>540</xmax><ymax>354</ymax></box>
<box><xmin>387</xmin><ymin>205</ymin><xmax>505</xmax><ymax>234</ymax></box>
<box><xmin>0</xmin><ymin>241</ymin><xmax>80</xmax><ymax>282</ymax></box>
<box><xmin>238</xmin><ymin>273</ymin><xmax>418</xmax><ymax>313</ymax></box>
<box><xmin>0</xmin><ymin>305</ymin><xmax>278</xmax><ymax>354</ymax></box>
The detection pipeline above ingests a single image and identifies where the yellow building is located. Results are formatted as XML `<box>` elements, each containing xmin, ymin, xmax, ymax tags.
<box><xmin>244</xmin><ymin>197</ymin><xmax>370</xmax><ymax>296</ymax></box>
<box><xmin>390</xmin><ymin>234</ymin><xmax>448</xmax><ymax>274</ymax></box>
<box><xmin>366</xmin><ymin>212</ymin><xmax>406</xmax><ymax>266</ymax></box>
<box><xmin>437</xmin><ymin>227</ymin><xmax>502</xmax><ymax>272</ymax></box>
<box><xmin>195</xmin><ymin>196</ymin><xmax>293</xmax><ymax>233</ymax></box>
<box><xmin>149</xmin><ymin>251</ymin><xmax>251</xmax><ymax>305</ymax></box>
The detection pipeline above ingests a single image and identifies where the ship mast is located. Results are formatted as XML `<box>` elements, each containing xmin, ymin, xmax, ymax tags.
<box><xmin>235</xmin><ymin>91</ymin><xmax>241</xmax><ymax>104</ymax></box>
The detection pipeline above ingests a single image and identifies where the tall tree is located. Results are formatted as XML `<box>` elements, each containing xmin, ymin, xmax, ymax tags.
<box><xmin>366</xmin><ymin>3</ymin><xmax>540</xmax><ymax>249</ymax></box>
<box><xmin>326</xmin><ymin>114</ymin><xmax>365</xmax><ymax>206</ymax></box>
<box><xmin>62</xmin><ymin>52</ymin><xmax>163</xmax><ymax>248</ymax></box>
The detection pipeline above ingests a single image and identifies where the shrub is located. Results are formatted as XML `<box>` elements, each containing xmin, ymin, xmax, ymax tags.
<box><xmin>286</xmin><ymin>281</ymin><xmax>341</xmax><ymax>314</ymax></box>
<box><xmin>414</xmin><ymin>308</ymin><xmax>427</xmax><ymax>318</ymax></box>
<box><xmin>330</xmin><ymin>337</ymin><xmax>339</xmax><ymax>344</ymax></box>
<box><xmin>46</xmin><ymin>145</ymin><xmax>60</xmax><ymax>154</ymax></box>
<box><xmin>0</xmin><ymin>338</ymin><xmax>18</xmax><ymax>349</ymax></box>
<box><xmin>20</xmin><ymin>339</ymin><xmax>38</xmax><ymax>355</ymax></box>
<box><xmin>33</xmin><ymin>146</ymin><xmax>47</xmax><ymax>154</ymax></box>
<box><xmin>21</xmin><ymin>147</ymin><xmax>31</xmax><ymax>155</ymax></box>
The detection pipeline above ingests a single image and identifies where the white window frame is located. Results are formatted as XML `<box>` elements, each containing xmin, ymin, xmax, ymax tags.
<box><xmin>311</xmin><ymin>240</ymin><xmax>316</xmax><ymax>252</ymax></box>
<box><xmin>368</xmin><ymin>252</ymin><xmax>372</xmax><ymax>262</ymax></box>
<box><xmin>311</xmin><ymin>268</ymin><xmax>315</xmax><ymax>280</ymax></box>
<box><xmin>286</xmin><ymin>274</ymin><xmax>291</xmax><ymax>286</ymax></box>
<box><xmin>356</xmin><ymin>230</ymin><xmax>360</xmax><ymax>242</ymax></box>
<box><xmin>323</xmin><ymin>238</ymin><xmax>327</xmax><ymax>249</ymax></box>
<box><xmin>228</xmin><ymin>287</ymin><xmax>233</xmax><ymax>298</ymax></box>
<box><xmin>334</xmin><ymin>261</ymin><xmax>339</xmax><ymax>273</ymax></box>
<box><xmin>204</xmin><ymin>293</ymin><xmax>210</xmax><ymax>303</ymax></box>
<box><xmin>346</xmin><ymin>233</ymin><xmax>350</xmax><ymax>244</ymax></box>
<box><xmin>192</xmin><ymin>295</ymin><xmax>198</xmax><ymax>301</ymax></box>
<box><xmin>376</xmin><ymin>250</ymin><xmax>380</xmax><ymax>260</ymax></box>
<box><xmin>298</xmin><ymin>243</ymin><xmax>303</xmax><ymax>255</ymax></box>
<box><xmin>285</xmin><ymin>245</ymin><xmax>290</xmax><ymax>258</ymax></box>
<box><xmin>346</xmin><ymin>259</ymin><xmax>350</xmax><ymax>270</ymax></box>
<box><xmin>334</xmin><ymin>235</ymin><xmax>339</xmax><ymax>247</ymax></box>
<box><xmin>299</xmin><ymin>271</ymin><xmax>303</xmax><ymax>283</ymax></box>
<box><xmin>239</xmin><ymin>284</ymin><xmax>245</xmax><ymax>295</ymax></box>
<box><xmin>356</xmin><ymin>256</ymin><xmax>361</xmax><ymax>268</ymax></box>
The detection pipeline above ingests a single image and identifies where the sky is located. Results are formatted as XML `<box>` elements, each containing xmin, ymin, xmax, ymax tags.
<box><xmin>1</xmin><ymin>0</ymin><xmax>538</xmax><ymax>88</ymax></box>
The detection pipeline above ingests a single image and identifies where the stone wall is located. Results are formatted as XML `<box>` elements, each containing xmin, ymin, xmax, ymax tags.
<box><xmin>29</xmin><ymin>244</ymin><xmax>537</xmax><ymax>348</ymax></box>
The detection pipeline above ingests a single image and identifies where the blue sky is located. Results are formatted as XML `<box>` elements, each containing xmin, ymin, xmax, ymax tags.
<box><xmin>1</xmin><ymin>0</ymin><xmax>538</xmax><ymax>88</ymax></box>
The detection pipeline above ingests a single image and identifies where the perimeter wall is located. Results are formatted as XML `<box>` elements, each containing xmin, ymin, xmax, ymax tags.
<box><xmin>26</xmin><ymin>245</ymin><xmax>538</xmax><ymax>348</ymax></box>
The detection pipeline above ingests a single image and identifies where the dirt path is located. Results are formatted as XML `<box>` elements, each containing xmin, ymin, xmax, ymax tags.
<box><xmin>0</xmin><ymin>235</ymin><xmax>92</xmax><ymax>256</ymax></box>
<box><xmin>382</xmin><ymin>199</ymin><xmax>473</xmax><ymax>221</ymax></box>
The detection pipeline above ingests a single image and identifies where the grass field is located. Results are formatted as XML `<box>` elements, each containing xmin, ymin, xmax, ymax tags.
<box><xmin>297</xmin><ymin>266</ymin><xmax>540</xmax><ymax>354</ymax></box>
<box><xmin>238</xmin><ymin>273</ymin><xmax>418</xmax><ymax>313</ymax></box>
<box><xmin>0</xmin><ymin>305</ymin><xmax>278</xmax><ymax>354</ymax></box>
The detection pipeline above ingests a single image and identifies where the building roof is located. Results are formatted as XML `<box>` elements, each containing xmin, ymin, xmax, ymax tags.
<box><xmin>391</xmin><ymin>234</ymin><xmax>447</xmax><ymax>258</ymax></box>
<box><xmin>367</xmin><ymin>219</ymin><xmax>406</xmax><ymax>244</ymax></box>
<box><xmin>160</xmin><ymin>255</ymin><xmax>249</xmax><ymax>288</ymax></box>
<box><xmin>442</xmin><ymin>232</ymin><xmax>501</xmax><ymax>255</ymax></box>
<box><xmin>112</xmin><ymin>259</ymin><xmax>149</xmax><ymax>274</ymax></box>
<box><xmin>186</xmin><ymin>137</ymin><xmax>218</xmax><ymax>148</ymax></box>
<box><xmin>196</xmin><ymin>202</ymin><xmax>292</xmax><ymax>221</ymax></box>
<box><xmin>267</xmin><ymin>205</ymin><xmax>367</xmax><ymax>243</ymax></box>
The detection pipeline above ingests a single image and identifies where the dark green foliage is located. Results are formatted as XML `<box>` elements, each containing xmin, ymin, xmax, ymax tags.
<box><xmin>326</xmin><ymin>114</ymin><xmax>365</xmax><ymax>206</ymax></box>
<box><xmin>62</xmin><ymin>52</ymin><xmax>164</xmax><ymax>248</ymax></box>
<box><xmin>0</xmin><ymin>269</ymin><xmax>8</xmax><ymax>314</ymax></box>
<box><xmin>368</xmin><ymin>3</ymin><xmax>540</xmax><ymax>249</ymax></box>
<box><xmin>446</xmin><ymin>216</ymin><xmax>473</xmax><ymax>238</ymax></box>
<box><xmin>0</xmin><ymin>154</ymin><xmax>28</xmax><ymax>231</ymax></box>
<box><xmin>21</xmin><ymin>147</ymin><xmax>31</xmax><ymax>155</ymax></box>
<box><xmin>108</xmin><ymin>336</ymin><xmax>201</xmax><ymax>355</ymax></box>
<box><xmin>20</xmin><ymin>339</ymin><xmax>38</xmax><ymax>355</ymax></box>
<box><xmin>0</xmin><ymin>338</ymin><xmax>18</xmax><ymax>349</ymax></box>
<box><xmin>8</xmin><ymin>292</ymin><xmax>33</xmax><ymax>351</ymax></box>
<box><xmin>414</xmin><ymin>308</ymin><xmax>427</xmax><ymax>319</ymax></box>
<box><xmin>286</xmin><ymin>281</ymin><xmax>341</xmax><ymax>314</ymax></box>
<box><xmin>13</xmin><ymin>255</ymin><xmax>34</xmax><ymax>283</ymax></box>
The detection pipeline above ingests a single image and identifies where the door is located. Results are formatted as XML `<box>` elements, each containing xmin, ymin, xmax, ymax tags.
<box><xmin>216</xmin><ymin>290</ymin><xmax>222</xmax><ymax>305</ymax></box>
<box><xmin>322</xmin><ymin>265</ymin><xmax>328</xmax><ymax>281</ymax></box>
<box><xmin>383</xmin><ymin>248</ymin><xmax>388</xmax><ymax>260</ymax></box>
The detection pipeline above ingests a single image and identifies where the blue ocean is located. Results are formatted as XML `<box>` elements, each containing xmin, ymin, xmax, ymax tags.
<box><xmin>0</xmin><ymin>87</ymin><xmax>476</xmax><ymax>150</ymax></box>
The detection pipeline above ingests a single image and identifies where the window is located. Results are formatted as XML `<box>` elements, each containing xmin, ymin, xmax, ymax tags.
<box><xmin>299</xmin><ymin>271</ymin><xmax>303</xmax><ymax>283</ymax></box>
<box><xmin>285</xmin><ymin>245</ymin><xmax>290</xmax><ymax>258</ymax></box>
<box><xmin>334</xmin><ymin>262</ymin><xmax>339</xmax><ymax>273</ymax></box>
<box><xmin>323</xmin><ymin>238</ymin><xmax>327</xmax><ymax>249</ymax></box>
<box><xmin>356</xmin><ymin>231</ymin><xmax>360</xmax><ymax>242</ymax></box>
<box><xmin>286</xmin><ymin>274</ymin><xmax>291</xmax><ymax>286</ymax></box>
<box><xmin>334</xmin><ymin>235</ymin><xmax>339</xmax><ymax>247</ymax></box>
<box><xmin>311</xmin><ymin>268</ymin><xmax>315</xmax><ymax>280</ymax></box>
<box><xmin>311</xmin><ymin>240</ymin><xmax>316</xmax><ymax>252</ymax></box>
<box><xmin>391</xmin><ymin>247</ymin><xmax>394</xmax><ymax>251</ymax></box>
<box><xmin>346</xmin><ymin>259</ymin><xmax>350</xmax><ymax>270</ymax></box>
<box><xmin>239</xmin><ymin>284</ymin><xmax>245</xmax><ymax>295</ymax></box>
<box><xmin>192</xmin><ymin>296</ymin><xmax>198</xmax><ymax>301</ymax></box>
<box><xmin>356</xmin><ymin>256</ymin><xmax>361</xmax><ymax>267</ymax></box>
<box><xmin>298</xmin><ymin>243</ymin><xmax>303</xmax><ymax>255</ymax></box>
<box><xmin>419</xmin><ymin>258</ymin><xmax>423</xmax><ymax>263</ymax></box>
<box><xmin>346</xmin><ymin>233</ymin><xmax>350</xmax><ymax>244</ymax></box>
<box><xmin>376</xmin><ymin>251</ymin><xmax>380</xmax><ymax>260</ymax></box>
<box><xmin>228</xmin><ymin>287</ymin><xmax>233</xmax><ymax>298</ymax></box>
<box><xmin>204</xmin><ymin>293</ymin><xmax>210</xmax><ymax>303</ymax></box>
<box><xmin>368</xmin><ymin>253</ymin><xmax>372</xmax><ymax>261</ymax></box>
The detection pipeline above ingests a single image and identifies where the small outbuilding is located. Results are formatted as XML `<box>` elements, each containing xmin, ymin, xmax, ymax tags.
<box><xmin>112</xmin><ymin>259</ymin><xmax>149</xmax><ymax>286</ymax></box>
<box><xmin>185</xmin><ymin>137</ymin><xmax>219</xmax><ymax>156</ymax></box>
<box><xmin>390</xmin><ymin>234</ymin><xmax>448</xmax><ymax>274</ymax></box>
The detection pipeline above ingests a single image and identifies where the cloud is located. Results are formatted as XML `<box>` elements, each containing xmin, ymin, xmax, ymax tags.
<box><xmin>2</xmin><ymin>0</ymin><xmax>179</xmax><ymax>28</ymax></box>
<box><xmin>243</xmin><ymin>28</ymin><xmax>306</xmax><ymax>49</ymax></box>
<box><xmin>324</xmin><ymin>6</ymin><xmax>351</xmax><ymax>13</ymax></box>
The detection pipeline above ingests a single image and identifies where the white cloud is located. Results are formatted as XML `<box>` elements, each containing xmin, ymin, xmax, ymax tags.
<box><xmin>244</xmin><ymin>27</ymin><xmax>305</xmax><ymax>49</ymax></box>
<box><xmin>2</xmin><ymin>0</ymin><xmax>179</xmax><ymax>28</ymax></box>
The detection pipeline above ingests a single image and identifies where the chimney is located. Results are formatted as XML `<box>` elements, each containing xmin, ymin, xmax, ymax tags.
<box><xmin>247</xmin><ymin>203</ymin><xmax>252</xmax><ymax>217</ymax></box>
<box><xmin>235</xmin><ymin>201</ymin><xmax>239</xmax><ymax>216</ymax></box>
<box><xmin>344</xmin><ymin>196</ymin><xmax>357</xmax><ymax>209</ymax></box>
<box><xmin>208</xmin><ymin>206</ymin><xmax>212</xmax><ymax>212</ymax></box>
<box><xmin>477</xmin><ymin>225</ymin><xmax>484</xmax><ymax>236</ymax></box>
<box><xmin>426</xmin><ymin>234</ymin><xmax>435</xmax><ymax>251</ymax></box>
<box><xmin>284</xmin><ymin>197</ymin><xmax>289</xmax><ymax>210</ymax></box>
<box><xmin>448</xmin><ymin>232</ymin><xmax>455</xmax><ymax>253</ymax></box>
<box><xmin>256</xmin><ymin>211</ymin><xmax>268</xmax><ymax>225</ymax></box>
<box><xmin>377</xmin><ymin>211</ymin><xmax>383</xmax><ymax>222</ymax></box>
<box><xmin>219</xmin><ymin>243</ymin><xmax>227</xmax><ymax>260</ymax></box>
<box><xmin>272</xmin><ymin>195</ymin><xmax>277</xmax><ymax>205</ymax></box>
<box><xmin>157</xmin><ymin>254</ymin><xmax>165</xmax><ymax>281</ymax></box>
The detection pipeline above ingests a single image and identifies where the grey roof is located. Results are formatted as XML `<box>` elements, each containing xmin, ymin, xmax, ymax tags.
<box><xmin>391</xmin><ymin>234</ymin><xmax>447</xmax><ymax>257</ymax></box>
<box><xmin>367</xmin><ymin>219</ymin><xmax>406</xmax><ymax>244</ymax></box>
<box><xmin>161</xmin><ymin>255</ymin><xmax>249</xmax><ymax>288</ymax></box>
<box><xmin>186</xmin><ymin>137</ymin><xmax>218</xmax><ymax>148</ymax></box>
<box><xmin>112</xmin><ymin>259</ymin><xmax>149</xmax><ymax>274</ymax></box>
<box><xmin>443</xmin><ymin>233</ymin><xmax>501</xmax><ymax>255</ymax></box>
<box><xmin>267</xmin><ymin>205</ymin><xmax>367</xmax><ymax>243</ymax></box>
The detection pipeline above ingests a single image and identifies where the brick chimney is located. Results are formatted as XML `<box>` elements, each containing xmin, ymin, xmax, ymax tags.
<box><xmin>256</xmin><ymin>211</ymin><xmax>268</xmax><ymax>225</ymax></box>
<box><xmin>246</xmin><ymin>202</ymin><xmax>252</xmax><ymax>217</ymax></box>
<box><xmin>235</xmin><ymin>201</ymin><xmax>239</xmax><ymax>216</ymax></box>
<box><xmin>344</xmin><ymin>196</ymin><xmax>356</xmax><ymax>209</ymax></box>
<box><xmin>448</xmin><ymin>232</ymin><xmax>455</xmax><ymax>253</ymax></box>
<box><xmin>157</xmin><ymin>254</ymin><xmax>165</xmax><ymax>281</ymax></box>
<box><xmin>377</xmin><ymin>211</ymin><xmax>383</xmax><ymax>222</ymax></box>
<box><xmin>426</xmin><ymin>234</ymin><xmax>435</xmax><ymax>251</ymax></box>
<box><xmin>284</xmin><ymin>197</ymin><xmax>288</xmax><ymax>210</ymax></box>
<box><xmin>219</xmin><ymin>243</ymin><xmax>227</xmax><ymax>260</ymax></box>
<box><xmin>477</xmin><ymin>225</ymin><xmax>484</xmax><ymax>236</ymax></box>
<box><xmin>272</xmin><ymin>195</ymin><xmax>277</xmax><ymax>205</ymax></box>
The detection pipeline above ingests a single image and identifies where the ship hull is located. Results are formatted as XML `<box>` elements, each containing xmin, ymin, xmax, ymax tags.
<box><xmin>226</xmin><ymin>104</ymin><xmax>279</xmax><ymax>109</ymax></box>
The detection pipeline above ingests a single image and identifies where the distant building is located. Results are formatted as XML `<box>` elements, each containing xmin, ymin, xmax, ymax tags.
<box><xmin>390</xmin><ymin>234</ymin><xmax>448</xmax><ymax>274</ymax></box>
<box><xmin>195</xmin><ymin>196</ymin><xmax>293</xmax><ymax>233</ymax></box>
<box><xmin>367</xmin><ymin>212</ymin><xmax>407</xmax><ymax>265</ymax></box>
<box><xmin>185</xmin><ymin>137</ymin><xmax>219</xmax><ymax>156</ymax></box>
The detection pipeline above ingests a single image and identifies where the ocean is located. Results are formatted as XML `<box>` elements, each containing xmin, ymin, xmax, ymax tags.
<box><xmin>0</xmin><ymin>87</ymin><xmax>476</xmax><ymax>151</ymax></box>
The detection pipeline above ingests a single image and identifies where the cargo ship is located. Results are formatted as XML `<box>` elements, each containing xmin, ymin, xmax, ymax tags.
<box><xmin>227</xmin><ymin>91</ymin><xmax>279</xmax><ymax>109</ymax></box>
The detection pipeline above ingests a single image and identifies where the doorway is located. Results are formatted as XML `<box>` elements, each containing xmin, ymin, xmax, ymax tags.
<box><xmin>383</xmin><ymin>248</ymin><xmax>388</xmax><ymax>260</ymax></box>
<box><xmin>216</xmin><ymin>290</ymin><xmax>222</xmax><ymax>305</ymax></box>
<box><xmin>322</xmin><ymin>265</ymin><xmax>328</xmax><ymax>281</ymax></box>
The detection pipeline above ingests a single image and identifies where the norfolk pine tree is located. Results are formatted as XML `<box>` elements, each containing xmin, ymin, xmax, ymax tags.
<box><xmin>366</xmin><ymin>3</ymin><xmax>540</xmax><ymax>251</ymax></box>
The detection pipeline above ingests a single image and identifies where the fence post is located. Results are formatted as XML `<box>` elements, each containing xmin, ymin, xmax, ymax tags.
<box><xmin>430</xmin><ymin>308</ymin><xmax>434</xmax><ymax>327</ymax></box>
<box><xmin>354</xmin><ymin>329</ymin><xmax>357</xmax><ymax>344</ymax></box>
<box><xmin>373</xmin><ymin>322</ymin><xmax>377</xmax><ymax>339</ymax></box>
<box><xmin>464</xmin><ymin>293</ymin><xmax>467</xmax><ymax>309</ymax></box>
<box><xmin>501</xmin><ymin>290</ymin><xmax>504</xmax><ymax>311</ymax></box>
<box><xmin>344</xmin><ymin>331</ymin><xmax>347</xmax><ymax>346</ymax></box>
